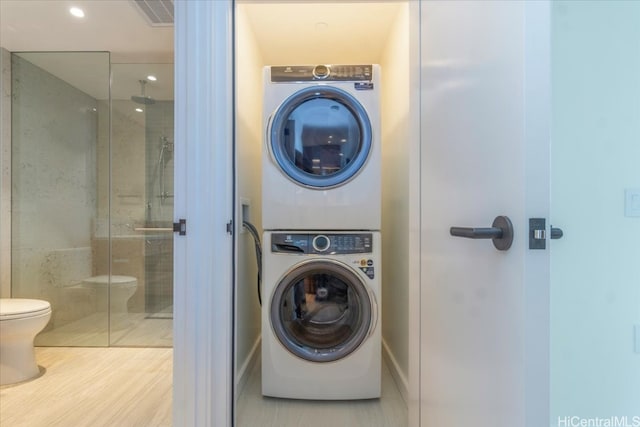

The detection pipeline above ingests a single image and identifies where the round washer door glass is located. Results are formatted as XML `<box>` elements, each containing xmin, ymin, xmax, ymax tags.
<box><xmin>270</xmin><ymin>260</ymin><xmax>373</xmax><ymax>362</ymax></box>
<box><xmin>270</xmin><ymin>86</ymin><xmax>372</xmax><ymax>189</ymax></box>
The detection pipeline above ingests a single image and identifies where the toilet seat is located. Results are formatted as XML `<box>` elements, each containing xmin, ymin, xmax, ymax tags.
<box><xmin>0</xmin><ymin>299</ymin><xmax>52</xmax><ymax>321</ymax></box>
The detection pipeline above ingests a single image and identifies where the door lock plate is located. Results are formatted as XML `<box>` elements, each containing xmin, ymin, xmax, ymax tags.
<box><xmin>529</xmin><ymin>218</ymin><xmax>546</xmax><ymax>250</ymax></box>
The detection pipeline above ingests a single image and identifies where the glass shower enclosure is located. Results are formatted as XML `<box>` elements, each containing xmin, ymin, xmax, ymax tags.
<box><xmin>9</xmin><ymin>51</ymin><xmax>174</xmax><ymax>347</ymax></box>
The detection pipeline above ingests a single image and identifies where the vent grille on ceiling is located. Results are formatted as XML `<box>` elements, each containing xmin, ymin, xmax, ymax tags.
<box><xmin>133</xmin><ymin>0</ymin><xmax>174</xmax><ymax>26</ymax></box>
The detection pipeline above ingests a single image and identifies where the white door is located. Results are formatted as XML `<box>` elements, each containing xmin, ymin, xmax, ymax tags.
<box><xmin>173</xmin><ymin>1</ymin><xmax>234</xmax><ymax>426</ymax></box>
<box><xmin>419</xmin><ymin>1</ymin><xmax>549</xmax><ymax>426</ymax></box>
<box><xmin>420</xmin><ymin>1</ymin><xmax>640</xmax><ymax>427</ymax></box>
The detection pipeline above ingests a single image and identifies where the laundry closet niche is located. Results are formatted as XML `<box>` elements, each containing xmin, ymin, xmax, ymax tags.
<box><xmin>234</xmin><ymin>1</ymin><xmax>417</xmax><ymax>424</ymax></box>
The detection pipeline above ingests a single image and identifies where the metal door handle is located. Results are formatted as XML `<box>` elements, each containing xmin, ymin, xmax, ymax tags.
<box><xmin>450</xmin><ymin>215</ymin><xmax>514</xmax><ymax>251</ymax></box>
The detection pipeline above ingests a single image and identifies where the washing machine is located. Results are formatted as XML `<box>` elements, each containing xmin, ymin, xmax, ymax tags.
<box><xmin>262</xmin><ymin>231</ymin><xmax>381</xmax><ymax>400</ymax></box>
<box><xmin>262</xmin><ymin>64</ymin><xmax>381</xmax><ymax>231</ymax></box>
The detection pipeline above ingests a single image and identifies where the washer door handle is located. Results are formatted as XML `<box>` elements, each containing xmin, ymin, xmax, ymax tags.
<box><xmin>272</xmin><ymin>243</ymin><xmax>304</xmax><ymax>253</ymax></box>
<box><xmin>450</xmin><ymin>215</ymin><xmax>514</xmax><ymax>251</ymax></box>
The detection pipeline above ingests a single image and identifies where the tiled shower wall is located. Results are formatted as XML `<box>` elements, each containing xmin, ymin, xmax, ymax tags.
<box><xmin>10</xmin><ymin>55</ymin><xmax>99</xmax><ymax>325</ymax></box>
<box><xmin>0</xmin><ymin>48</ymin><xmax>11</xmax><ymax>298</ymax></box>
<box><xmin>143</xmin><ymin>101</ymin><xmax>174</xmax><ymax>313</ymax></box>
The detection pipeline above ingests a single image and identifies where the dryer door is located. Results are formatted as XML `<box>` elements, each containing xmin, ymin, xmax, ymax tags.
<box><xmin>270</xmin><ymin>259</ymin><xmax>374</xmax><ymax>363</ymax></box>
<box><xmin>269</xmin><ymin>86</ymin><xmax>372</xmax><ymax>189</ymax></box>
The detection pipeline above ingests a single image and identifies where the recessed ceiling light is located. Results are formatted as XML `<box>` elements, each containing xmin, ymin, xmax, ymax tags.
<box><xmin>147</xmin><ymin>75</ymin><xmax>157</xmax><ymax>81</ymax></box>
<box><xmin>135</xmin><ymin>108</ymin><xmax>144</xmax><ymax>113</ymax></box>
<box><xmin>69</xmin><ymin>7</ymin><xmax>85</xmax><ymax>18</ymax></box>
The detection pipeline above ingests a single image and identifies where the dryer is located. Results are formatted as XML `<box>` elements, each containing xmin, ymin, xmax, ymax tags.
<box><xmin>262</xmin><ymin>231</ymin><xmax>381</xmax><ymax>400</ymax></box>
<box><xmin>262</xmin><ymin>64</ymin><xmax>381</xmax><ymax>231</ymax></box>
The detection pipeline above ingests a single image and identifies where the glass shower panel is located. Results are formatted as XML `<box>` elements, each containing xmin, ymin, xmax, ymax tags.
<box><xmin>10</xmin><ymin>52</ymin><xmax>110</xmax><ymax>346</ymax></box>
<box><xmin>109</xmin><ymin>63</ymin><xmax>174</xmax><ymax>347</ymax></box>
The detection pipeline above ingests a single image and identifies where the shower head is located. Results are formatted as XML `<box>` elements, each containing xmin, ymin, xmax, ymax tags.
<box><xmin>131</xmin><ymin>79</ymin><xmax>156</xmax><ymax>105</ymax></box>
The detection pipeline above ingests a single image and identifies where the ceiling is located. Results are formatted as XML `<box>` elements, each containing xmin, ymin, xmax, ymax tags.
<box><xmin>0</xmin><ymin>0</ymin><xmax>173</xmax><ymax>63</ymax></box>
<box><xmin>1</xmin><ymin>1</ymin><xmax>403</xmax><ymax>100</ymax></box>
<box><xmin>1</xmin><ymin>0</ymin><xmax>174</xmax><ymax>101</ymax></box>
<box><xmin>241</xmin><ymin>2</ymin><xmax>404</xmax><ymax>65</ymax></box>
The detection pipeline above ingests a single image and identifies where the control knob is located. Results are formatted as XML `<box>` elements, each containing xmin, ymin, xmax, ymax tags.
<box><xmin>312</xmin><ymin>235</ymin><xmax>331</xmax><ymax>252</ymax></box>
<box><xmin>313</xmin><ymin>64</ymin><xmax>331</xmax><ymax>79</ymax></box>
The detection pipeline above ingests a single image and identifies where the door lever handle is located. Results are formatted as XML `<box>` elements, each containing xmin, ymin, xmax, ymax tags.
<box><xmin>450</xmin><ymin>215</ymin><xmax>514</xmax><ymax>251</ymax></box>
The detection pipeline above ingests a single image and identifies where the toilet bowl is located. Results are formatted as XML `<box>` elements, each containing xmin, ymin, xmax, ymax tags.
<box><xmin>80</xmin><ymin>275</ymin><xmax>137</xmax><ymax>315</ymax></box>
<box><xmin>0</xmin><ymin>298</ymin><xmax>52</xmax><ymax>386</ymax></box>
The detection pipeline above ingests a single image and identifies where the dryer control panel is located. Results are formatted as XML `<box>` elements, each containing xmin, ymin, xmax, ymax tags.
<box><xmin>271</xmin><ymin>233</ymin><xmax>372</xmax><ymax>255</ymax></box>
<box><xmin>271</xmin><ymin>65</ymin><xmax>373</xmax><ymax>82</ymax></box>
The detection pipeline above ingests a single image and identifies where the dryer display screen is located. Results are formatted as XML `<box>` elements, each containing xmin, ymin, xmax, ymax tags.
<box><xmin>271</xmin><ymin>64</ymin><xmax>373</xmax><ymax>82</ymax></box>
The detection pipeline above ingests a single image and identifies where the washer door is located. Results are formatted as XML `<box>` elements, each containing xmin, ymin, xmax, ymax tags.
<box><xmin>270</xmin><ymin>259</ymin><xmax>374</xmax><ymax>363</ymax></box>
<box><xmin>269</xmin><ymin>86</ymin><xmax>372</xmax><ymax>189</ymax></box>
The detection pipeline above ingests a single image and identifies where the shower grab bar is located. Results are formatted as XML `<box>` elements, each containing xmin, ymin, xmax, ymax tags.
<box><xmin>134</xmin><ymin>227</ymin><xmax>173</xmax><ymax>232</ymax></box>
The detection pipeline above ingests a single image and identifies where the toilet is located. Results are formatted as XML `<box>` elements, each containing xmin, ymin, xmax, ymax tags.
<box><xmin>79</xmin><ymin>275</ymin><xmax>138</xmax><ymax>315</ymax></box>
<box><xmin>0</xmin><ymin>298</ymin><xmax>52</xmax><ymax>385</ymax></box>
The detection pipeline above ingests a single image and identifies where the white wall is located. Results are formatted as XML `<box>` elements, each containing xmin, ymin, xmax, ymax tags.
<box><xmin>235</xmin><ymin>4</ymin><xmax>264</xmax><ymax>391</ymax></box>
<box><xmin>551</xmin><ymin>1</ymin><xmax>640</xmax><ymax>420</ymax></box>
<box><xmin>380</xmin><ymin>3</ymin><xmax>411</xmax><ymax>399</ymax></box>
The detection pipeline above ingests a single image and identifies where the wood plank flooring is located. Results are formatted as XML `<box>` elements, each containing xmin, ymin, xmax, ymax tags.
<box><xmin>0</xmin><ymin>347</ymin><xmax>172</xmax><ymax>427</ymax></box>
<box><xmin>236</xmin><ymin>354</ymin><xmax>408</xmax><ymax>427</ymax></box>
<box><xmin>1</xmin><ymin>347</ymin><xmax>407</xmax><ymax>427</ymax></box>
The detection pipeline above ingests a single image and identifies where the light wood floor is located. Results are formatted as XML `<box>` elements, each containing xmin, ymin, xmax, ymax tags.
<box><xmin>0</xmin><ymin>347</ymin><xmax>172</xmax><ymax>427</ymax></box>
<box><xmin>1</xmin><ymin>347</ymin><xmax>407</xmax><ymax>427</ymax></box>
<box><xmin>236</xmin><ymin>354</ymin><xmax>408</xmax><ymax>427</ymax></box>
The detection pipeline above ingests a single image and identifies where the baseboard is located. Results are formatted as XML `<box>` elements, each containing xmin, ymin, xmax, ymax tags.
<box><xmin>236</xmin><ymin>335</ymin><xmax>261</xmax><ymax>399</ymax></box>
<box><xmin>382</xmin><ymin>337</ymin><xmax>409</xmax><ymax>405</ymax></box>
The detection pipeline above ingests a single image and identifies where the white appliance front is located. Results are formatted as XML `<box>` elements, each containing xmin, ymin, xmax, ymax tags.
<box><xmin>262</xmin><ymin>231</ymin><xmax>381</xmax><ymax>400</ymax></box>
<box><xmin>262</xmin><ymin>65</ymin><xmax>381</xmax><ymax>231</ymax></box>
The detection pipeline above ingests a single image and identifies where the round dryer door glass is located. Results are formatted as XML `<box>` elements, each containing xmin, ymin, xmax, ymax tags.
<box><xmin>269</xmin><ymin>86</ymin><xmax>372</xmax><ymax>189</ymax></box>
<box><xmin>270</xmin><ymin>260</ymin><xmax>373</xmax><ymax>363</ymax></box>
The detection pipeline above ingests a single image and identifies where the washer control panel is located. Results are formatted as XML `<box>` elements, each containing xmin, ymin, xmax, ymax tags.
<box><xmin>271</xmin><ymin>233</ymin><xmax>372</xmax><ymax>254</ymax></box>
<box><xmin>271</xmin><ymin>65</ymin><xmax>373</xmax><ymax>82</ymax></box>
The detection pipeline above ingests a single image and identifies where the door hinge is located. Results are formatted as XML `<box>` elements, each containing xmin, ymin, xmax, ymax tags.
<box><xmin>173</xmin><ymin>219</ymin><xmax>187</xmax><ymax>236</ymax></box>
<box><xmin>226</xmin><ymin>220</ymin><xmax>233</xmax><ymax>235</ymax></box>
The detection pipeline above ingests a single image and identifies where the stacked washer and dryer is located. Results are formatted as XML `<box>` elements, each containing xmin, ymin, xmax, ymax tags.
<box><xmin>261</xmin><ymin>64</ymin><xmax>382</xmax><ymax>400</ymax></box>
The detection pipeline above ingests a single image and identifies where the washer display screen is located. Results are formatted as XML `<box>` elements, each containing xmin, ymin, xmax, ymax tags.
<box><xmin>270</xmin><ymin>260</ymin><xmax>373</xmax><ymax>363</ymax></box>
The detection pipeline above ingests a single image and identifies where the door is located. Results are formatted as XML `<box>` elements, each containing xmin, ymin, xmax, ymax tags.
<box><xmin>420</xmin><ymin>1</ymin><xmax>639</xmax><ymax>427</ymax></box>
<box><xmin>110</xmin><ymin>63</ymin><xmax>175</xmax><ymax>347</ymax></box>
<box><xmin>173</xmin><ymin>1</ymin><xmax>234</xmax><ymax>426</ymax></box>
<box><xmin>419</xmin><ymin>1</ymin><xmax>547</xmax><ymax>426</ymax></box>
